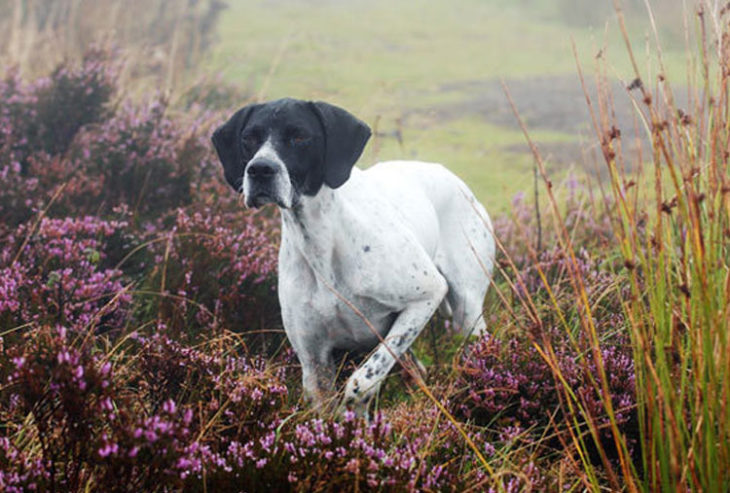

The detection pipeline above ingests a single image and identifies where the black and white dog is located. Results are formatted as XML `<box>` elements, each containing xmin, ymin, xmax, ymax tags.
<box><xmin>212</xmin><ymin>98</ymin><xmax>495</xmax><ymax>417</ymax></box>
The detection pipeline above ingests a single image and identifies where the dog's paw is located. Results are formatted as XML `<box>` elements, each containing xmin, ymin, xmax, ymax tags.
<box><xmin>342</xmin><ymin>375</ymin><xmax>372</xmax><ymax>420</ymax></box>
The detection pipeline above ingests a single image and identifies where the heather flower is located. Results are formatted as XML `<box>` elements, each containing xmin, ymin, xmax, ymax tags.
<box><xmin>1</xmin><ymin>216</ymin><xmax>132</xmax><ymax>333</ymax></box>
<box><xmin>0</xmin><ymin>51</ymin><xmax>116</xmax><ymax>228</ymax></box>
<box><xmin>29</xmin><ymin>48</ymin><xmax>117</xmax><ymax>157</ymax></box>
<box><xmin>0</xmin><ymin>50</ymin><xmax>631</xmax><ymax>491</ymax></box>
<box><xmin>0</xmin><ymin>436</ymin><xmax>49</xmax><ymax>492</ymax></box>
<box><xmin>144</xmin><ymin>207</ymin><xmax>279</xmax><ymax>338</ymax></box>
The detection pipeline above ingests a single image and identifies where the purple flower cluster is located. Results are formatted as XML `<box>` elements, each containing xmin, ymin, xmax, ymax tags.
<box><xmin>145</xmin><ymin>206</ymin><xmax>280</xmax><ymax>335</ymax></box>
<box><xmin>456</xmin><ymin>334</ymin><xmax>554</xmax><ymax>425</ymax></box>
<box><xmin>66</xmin><ymin>97</ymin><xmax>192</xmax><ymax>217</ymax></box>
<box><xmin>2</xmin><ymin>326</ymin><xmax>117</xmax><ymax>490</ymax></box>
<box><xmin>201</xmin><ymin>410</ymin><xmax>473</xmax><ymax>492</ymax></box>
<box><xmin>0</xmin><ymin>49</ymin><xmax>642</xmax><ymax>490</ymax></box>
<box><xmin>134</xmin><ymin>330</ymin><xmax>288</xmax><ymax>438</ymax></box>
<box><xmin>0</xmin><ymin>48</ymin><xmax>220</xmax><ymax>227</ymax></box>
<box><xmin>30</xmin><ymin>48</ymin><xmax>117</xmax><ymax>157</ymax></box>
<box><xmin>0</xmin><ymin>216</ymin><xmax>131</xmax><ymax>333</ymax></box>
<box><xmin>456</xmin><ymin>191</ymin><xmax>637</xmax><ymax>462</ymax></box>
<box><xmin>0</xmin><ymin>50</ymin><xmax>117</xmax><ymax>229</ymax></box>
<box><xmin>456</xmin><ymin>330</ymin><xmax>635</xmax><ymax>442</ymax></box>
<box><xmin>0</xmin><ymin>51</ymin><xmax>288</xmax><ymax>489</ymax></box>
<box><xmin>92</xmin><ymin>394</ymin><xmax>203</xmax><ymax>490</ymax></box>
<box><xmin>0</xmin><ymin>46</ymin><xmax>279</xmax><ymax>339</ymax></box>
<box><xmin>493</xmin><ymin>181</ymin><xmax>614</xmax><ymax>271</ymax></box>
<box><xmin>0</xmin><ymin>436</ymin><xmax>49</xmax><ymax>492</ymax></box>
<box><xmin>1</xmin><ymin>323</ymin><xmax>291</xmax><ymax>491</ymax></box>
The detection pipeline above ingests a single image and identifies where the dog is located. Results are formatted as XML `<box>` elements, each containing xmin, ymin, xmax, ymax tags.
<box><xmin>212</xmin><ymin>98</ymin><xmax>495</xmax><ymax>417</ymax></box>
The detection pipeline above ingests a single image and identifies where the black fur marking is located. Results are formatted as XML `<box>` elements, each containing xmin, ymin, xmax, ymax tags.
<box><xmin>307</xmin><ymin>101</ymin><xmax>371</xmax><ymax>190</ymax></box>
<box><xmin>363</xmin><ymin>245</ymin><xmax>370</xmax><ymax>252</ymax></box>
<box><xmin>211</xmin><ymin>98</ymin><xmax>371</xmax><ymax>206</ymax></box>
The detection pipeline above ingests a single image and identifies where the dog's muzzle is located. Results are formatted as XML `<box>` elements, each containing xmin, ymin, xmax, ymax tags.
<box><xmin>244</xmin><ymin>159</ymin><xmax>287</xmax><ymax>208</ymax></box>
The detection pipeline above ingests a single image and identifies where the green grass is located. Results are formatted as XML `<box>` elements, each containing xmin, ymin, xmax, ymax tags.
<box><xmin>206</xmin><ymin>0</ymin><xmax>688</xmax><ymax>210</ymax></box>
<box><xmin>366</xmin><ymin>117</ymin><xmax>576</xmax><ymax>209</ymax></box>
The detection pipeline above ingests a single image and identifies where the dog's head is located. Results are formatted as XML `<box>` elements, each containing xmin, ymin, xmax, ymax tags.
<box><xmin>211</xmin><ymin>98</ymin><xmax>371</xmax><ymax>209</ymax></box>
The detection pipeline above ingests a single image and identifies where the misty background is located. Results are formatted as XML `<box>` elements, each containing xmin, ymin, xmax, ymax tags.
<box><xmin>0</xmin><ymin>0</ymin><xmax>690</xmax><ymax>210</ymax></box>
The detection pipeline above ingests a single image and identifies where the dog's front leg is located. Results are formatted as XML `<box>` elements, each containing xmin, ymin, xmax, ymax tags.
<box><xmin>292</xmin><ymin>341</ymin><xmax>337</xmax><ymax>413</ymax></box>
<box><xmin>301</xmin><ymin>357</ymin><xmax>336</xmax><ymax>411</ymax></box>
<box><xmin>284</xmin><ymin>320</ymin><xmax>337</xmax><ymax>412</ymax></box>
<box><xmin>343</xmin><ymin>280</ymin><xmax>447</xmax><ymax>417</ymax></box>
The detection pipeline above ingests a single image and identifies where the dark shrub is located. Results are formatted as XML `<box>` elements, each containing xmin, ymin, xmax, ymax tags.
<box><xmin>68</xmin><ymin>98</ymin><xmax>197</xmax><ymax>218</ymax></box>
<box><xmin>30</xmin><ymin>48</ymin><xmax>117</xmax><ymax>157</ymax></box>
<box><xmin>143</xmin><ymin>207</ymin><xmax>280</xmax><ymax>338</ymax></box>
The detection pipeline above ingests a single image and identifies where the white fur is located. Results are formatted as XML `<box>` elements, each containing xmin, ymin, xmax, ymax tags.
<box><xmin>275</xmin><ymin>160</ymin><xmax>495</xmax><ymax>416</ymax></box>
<box><xmin>243</xmin><ymin>138</ymin><xmax>295</xmax><ymax>208</ymax></box>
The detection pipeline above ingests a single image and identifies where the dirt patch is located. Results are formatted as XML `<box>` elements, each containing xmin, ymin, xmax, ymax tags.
<box><xmin>428</xmin><ymin>76</ymin><xmax>596</xmax><ymax>134</ymax></box>
<box><xmin>406</xmin><ymin>75</ymin><xmax>688</xmax><ymax>171</ymax></box>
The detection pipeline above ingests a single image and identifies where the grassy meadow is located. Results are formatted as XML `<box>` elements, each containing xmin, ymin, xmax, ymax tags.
<box><xmin>1</xmin><ymin>0</ymin><xmax>729</xmax><ymax>491</ymax></box>
<box><xmin>208</xmin><ymin>0</ymin><xmax>688</xmax><ymax>210</ymax></box>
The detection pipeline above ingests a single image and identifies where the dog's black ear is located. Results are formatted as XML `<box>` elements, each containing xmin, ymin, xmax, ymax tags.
<box><xmin>308</xmin><ymin>101</ymin><xmax>371</xmax><ymax>189</ymax></box>
<box><xmin>211</xmin><ymin>104</ymin><xmax>259</xmax><ymax>191</ymax></box>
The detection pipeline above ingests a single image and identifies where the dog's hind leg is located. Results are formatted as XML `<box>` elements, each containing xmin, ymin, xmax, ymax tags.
<box><xmin>434</xmin><ymin>249</ymin><xmax>491</xmax><ymax>337</ymax></box>
<box><xmin>445</xmin><ymin>286</ymin><xmax>488</xmax><ymax>337</ymax></box>
<box><xmin>433</xmin><ymin>199</ymin><xmax>495</xmax><ymax>338</ymax></box>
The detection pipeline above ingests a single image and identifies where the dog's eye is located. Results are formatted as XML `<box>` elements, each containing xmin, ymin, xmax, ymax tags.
<box><xmin>241</xmin><ymin>134</ymin><xmax>260</xmax><ymax>151</ymax></box>
<box><xmin>288</xmin><ymin>133</ymin><xmax>310</xmax><ymax>146</ymax></box>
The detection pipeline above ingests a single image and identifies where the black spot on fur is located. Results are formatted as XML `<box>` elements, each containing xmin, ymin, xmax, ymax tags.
<box><xmin>363</xmin><ymin>245</ymin><xmax>370</xmax><ymax>252</ymax></box>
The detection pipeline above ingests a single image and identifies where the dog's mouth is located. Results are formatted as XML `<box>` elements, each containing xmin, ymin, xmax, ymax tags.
<box><xmin>245</xmin><ymin>192</ymin><xmax>277</xmax><ymax>209</ymax></box>
<box><xmin>243</xmin><ymin>179</ymin><xmax>298</xmax><ymax>209</ymax></box>
<box><xmin>245</xmin><ymin>189</ymin><xmax>298</xmax><ymax>209</ymax></box>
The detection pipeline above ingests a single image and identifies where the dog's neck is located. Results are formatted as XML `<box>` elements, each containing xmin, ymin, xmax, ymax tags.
<box><xmin>286</xmin><ymin>186</ymin><xmax>338</xmax><ymax>226</ymax></box>
<box><xmin>279</xmin><ymin>186</ymin><xmax>342</xmax><ymax>270</ymax></box>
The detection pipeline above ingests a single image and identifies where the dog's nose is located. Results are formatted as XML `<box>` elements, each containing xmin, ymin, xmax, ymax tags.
<box><xmin>246</xmin><ymin>160</ymin><xmax>278</xmax><ymax>178</ymax></box>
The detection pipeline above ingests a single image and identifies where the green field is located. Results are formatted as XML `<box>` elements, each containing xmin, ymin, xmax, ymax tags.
<box><xmin>207</xmin><ymin>0</ymin><xmax>687</xmax><ymax>211</ymax></box>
